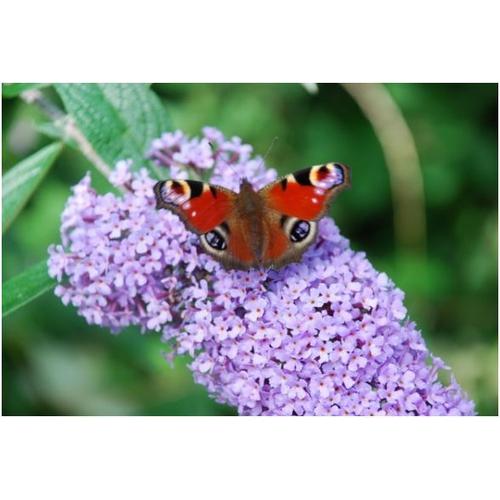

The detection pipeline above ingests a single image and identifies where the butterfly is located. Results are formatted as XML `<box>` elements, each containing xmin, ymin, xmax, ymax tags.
<box><xmin>153</xmin><ymin>162</ymin><xmax>350</xmax><ymax>270</ymax></box>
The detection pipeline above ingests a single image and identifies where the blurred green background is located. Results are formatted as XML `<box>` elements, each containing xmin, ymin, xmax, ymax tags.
<box><xmin>2</xmin><ymin>83</ymin><xmax>498</xmax><ymax>415</ymax></box>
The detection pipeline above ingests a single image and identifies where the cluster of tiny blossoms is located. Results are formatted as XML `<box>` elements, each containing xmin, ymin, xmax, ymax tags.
<box><xmin>48</xmin><ymin>127</ymin><xmax>475</xmax><ymax>415</ymax></box>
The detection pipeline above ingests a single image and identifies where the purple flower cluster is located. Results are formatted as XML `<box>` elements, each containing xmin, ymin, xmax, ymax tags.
<box><xmin>48</xmin><ymin>127</ymin><xmax>475</xmax><ymax>415</ymax></box>
<box><xmin>149</xmin><ymin>126</ymin><xmax>276</xmax><ymax>190</ymax></box>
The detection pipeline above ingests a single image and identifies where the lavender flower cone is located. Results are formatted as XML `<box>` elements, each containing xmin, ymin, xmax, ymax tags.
<box><xmin>48</xmin><ymin>128</ymin><xmax>475</xmax><ymax>416</ymax></box>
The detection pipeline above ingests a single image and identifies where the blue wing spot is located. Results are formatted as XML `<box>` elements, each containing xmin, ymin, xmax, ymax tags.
<box><xmin>333</xmin><ymin>164</ymin><xmax>345</xmax><ymax>185</ymax></box>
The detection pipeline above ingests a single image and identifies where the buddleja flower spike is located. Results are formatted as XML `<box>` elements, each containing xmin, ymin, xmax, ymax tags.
<box><xmin>49</xmin><ymin>127</ymin><xmax>475</xmax><ymax>415</ymax></box>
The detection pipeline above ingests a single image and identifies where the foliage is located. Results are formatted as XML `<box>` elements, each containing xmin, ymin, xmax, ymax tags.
<box><xmin>2</xmin><ymin>261</ymin><xmax>54</xmax><ymax>317</ymax></box>
<box><xmin>3</xmin><ymin>142</ymin><xmax>62</xmax><ymax>232</ymax></box>
<box><xmin>2</xmin><ymin>83</ymin><xmax>49</xmax><ymax>98</ymax></box>
<box><xmin>55</xmin><ymin>84</ymin><xmax>170</xmax><ymax>172</ymax></box>
<box><xmin>2</xmin><ymin>83</ymin><xmax>497</xmax><ymax>415</ymax></box>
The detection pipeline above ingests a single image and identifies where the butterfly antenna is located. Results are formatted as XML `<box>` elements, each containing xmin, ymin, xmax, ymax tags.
<box><xmin>210</xmin><ymin>136</ymin><xmax>279</xmax><ymax>185</ymax></box>
<box><xmin>258</xmin><ymin>136</ymin><xmax>279</xmax><ymax>172</ymax></box>
<box><xmin>235</xmin><ymin>136</ymin><xmax>278</xmax><ymax>186</ymax></box>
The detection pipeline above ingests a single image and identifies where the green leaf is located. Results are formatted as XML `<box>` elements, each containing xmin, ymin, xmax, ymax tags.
<box><xmin>2</xmin><ymin>261</ymin><xmax>55</xmax><ymax>317</ymax></box>
<box><xmin>54</xmin><ymin>83</ymin><xmax>170</xmax><ymax>174</ymax></box>
<box><xmin>2</xmin><ymin>83</ymin><xmax>50</xmax><ymax>98</ymax></box>
<box><xmin>35</xmin><ymin>122</ymin><xmax>79</xmax><ymax>150</ymax></box>
<box><xmin>2</xmin><ymin>143</ymin><xmax>63</xmax><ymax>233</ymax></box>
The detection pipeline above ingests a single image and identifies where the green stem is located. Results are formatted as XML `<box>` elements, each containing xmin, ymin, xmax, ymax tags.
<box><xmin>21</xmin><ymin>89</ymin><xmax>117</xmax><ymax>185</ymax></box>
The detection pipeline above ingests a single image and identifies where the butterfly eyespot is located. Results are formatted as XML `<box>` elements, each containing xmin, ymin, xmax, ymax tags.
<box><xmin>204</xmin><ymin>230</ymin><xmax>227</xmax><ymax>250</ymax></box>
<box><xmin>289</xmin><ymin>220</ymin><xmax>310</xmax><ymax>243</ymax></box>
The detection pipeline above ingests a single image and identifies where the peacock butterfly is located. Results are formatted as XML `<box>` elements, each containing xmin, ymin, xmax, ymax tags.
<box><xmin>153</xmin><ymin>162</ymin><xmax>350</xmax><ymax>269</ymax></box>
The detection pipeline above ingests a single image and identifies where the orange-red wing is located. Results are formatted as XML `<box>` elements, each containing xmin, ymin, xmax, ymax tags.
<box><xmin>154</xmin><ymin>180</ymin><xmax>235</xmax><ymax>234</ymax></box>
<box><xmin>265</xmin><ymin>182</ymin><xmax>328</xmax><ymax>220</ymax></box>
<box><xmin>262</xmin><ymin>226</ymin><xmax>289</xmax><ymax>262</ymax></box>
<box><xmin>261</xmin><ymin>163</ymin><xmax>350</xmax><ymax>220</ymax></box>
<box><xmin>227</xmin><ymin>225</ymin><xmax>255</xmax><ymax>266</ymax></box>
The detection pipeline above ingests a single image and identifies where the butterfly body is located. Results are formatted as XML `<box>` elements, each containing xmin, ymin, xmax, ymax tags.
<box><xmin>154</xmin><ymin>163</ymin><xmax>350</xmax><ymax>269</ymax></box>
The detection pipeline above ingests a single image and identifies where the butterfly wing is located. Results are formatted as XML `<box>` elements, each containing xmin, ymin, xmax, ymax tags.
<box><xmin>154</xmin><ymin>179</ymin><xmax>235</xmax><ymax>234</ymax></box>
<box><xmin>260</xmin><ymin>162</ymin><xmax>350</xmax><ymax>220</ymax></box>
<box><xmin>258</xmin><ymin>163</ymin><xmax>350</xmax><ymax>268</ymax></box>
<box><xmin>154</xmin><ymin>179</ymin><xmax>255</xmax><ymax>268</ymax></box>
